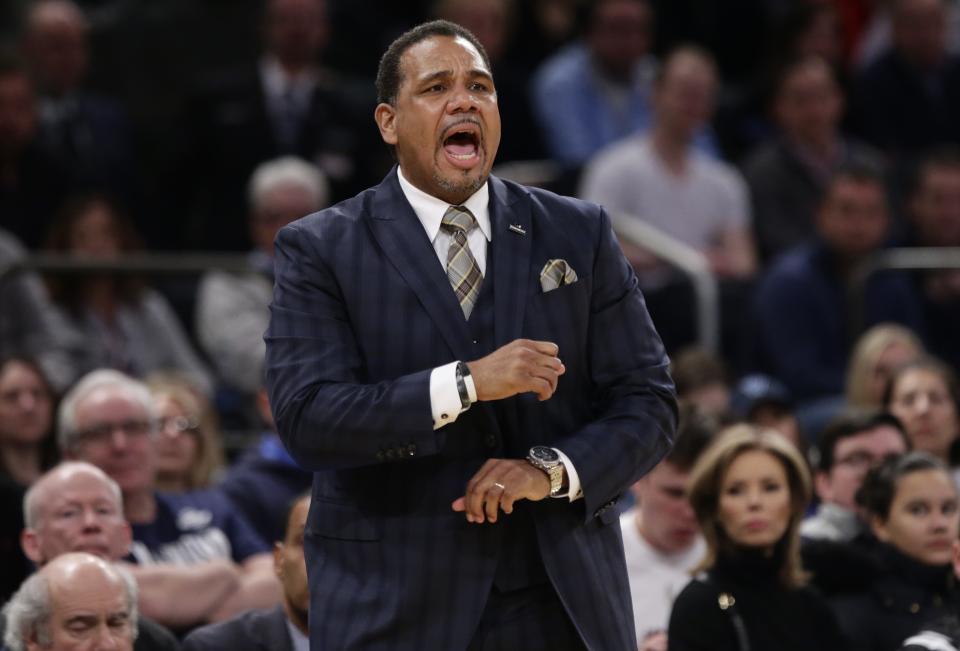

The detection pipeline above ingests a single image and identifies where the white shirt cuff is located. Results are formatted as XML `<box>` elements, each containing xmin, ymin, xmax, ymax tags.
<box><xmin>552</xmin><ymin>448</ymin><xmax>583</xmax><ymax>502</ymax></box>
<box><xmin>430</xmin><ymin>362</ymin><xmax>467</xmax><ymax>430</ymax></box>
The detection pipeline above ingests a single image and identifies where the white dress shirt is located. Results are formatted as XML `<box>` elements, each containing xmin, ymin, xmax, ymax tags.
<box><xmin>397</xmin><ymin>167</ymin><xmax>582</xmax><ymax>501</ymax></box>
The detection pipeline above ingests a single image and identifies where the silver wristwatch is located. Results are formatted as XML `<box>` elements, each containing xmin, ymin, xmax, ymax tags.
<box><xmin>527</xmin><ymin>445</ymin><xmax>564</xmax><ymax>496</ymax></box>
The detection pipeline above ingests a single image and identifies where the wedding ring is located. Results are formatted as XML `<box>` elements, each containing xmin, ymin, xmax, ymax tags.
<box><xmin>493</xmin><ymin>482</ymin><xmax>506</xmax><ymax>490</ymax></box>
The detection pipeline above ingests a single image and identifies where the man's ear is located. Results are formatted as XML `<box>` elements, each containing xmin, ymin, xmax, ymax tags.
<box><xmin>273</xmin><ymin>542</ymin><xmax>285</xmax><ymax>582</ymax></box>
<box><xmin>375</xmin><ymin>103</ymin><xmax>398</xmax><ymax>146</ymax></box>
<box><xmin>21</xmin><ymin>528</ymin><xmax>44</xmax><ymax>564</ymax></box>
<box><xmin>813</xmin><ymin>471</ymin><xmax>833</xmax><ymax>504</ymax></box>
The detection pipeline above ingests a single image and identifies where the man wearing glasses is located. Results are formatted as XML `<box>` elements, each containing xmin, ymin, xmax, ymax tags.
<box><xmin>56</xmin><ymin>369</ymin><xmax>281</xmax><ymax>618</ymax></box>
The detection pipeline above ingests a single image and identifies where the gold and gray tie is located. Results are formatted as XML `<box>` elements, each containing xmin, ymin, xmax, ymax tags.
<box><xmin>441</xmin><ymin>205</ymin><xmax>483</xmax><ymax>319</ymax></box>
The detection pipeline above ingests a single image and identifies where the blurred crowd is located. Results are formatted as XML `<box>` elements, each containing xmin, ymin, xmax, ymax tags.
<box><xmin>3</xmin><ymin>0</ymin><xmax>960</xmax><ymax>649</ymax></box>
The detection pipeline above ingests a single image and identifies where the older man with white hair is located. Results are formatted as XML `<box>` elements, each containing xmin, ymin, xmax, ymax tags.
<box><xmin>2</xmin><ymin>552</ymin><xmax>137</xmax><ymax>651</ymax></box>
<box><xmin>195</xmin><ymin>156</ymin><xmax>328</xmax><ymax>399</ymax></box>
<box><xmin>56</xmin><ymin>370</ymin><xmax>281</xmax><ymax>618</ymax></box>
<box><xmin>20</xmin><ymin>461</ymin><xmax>246</xmax><ymax>632</ymax></box>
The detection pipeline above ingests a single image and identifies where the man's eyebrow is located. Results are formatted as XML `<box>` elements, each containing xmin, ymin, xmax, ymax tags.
<box><xmin>415</xmin><ymin>68</ymin><xmax>494</xmax><ymax>85</ymax></box>
<box><xmin>65</xmin><ymin>614</ymin><xmax>98</xmax><ymax>626</ymax></box>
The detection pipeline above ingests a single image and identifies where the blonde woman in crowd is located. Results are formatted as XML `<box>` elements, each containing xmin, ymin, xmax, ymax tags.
<box><xmin>668</xmin><ymin>425</ymin><xmax>844</xmax><ymax>651</ymax></box>
<box><xmin>148</xmin><ymin>376</ymin><xmax>225</xmax><ymax>493</ymax></box>
<box><xmin>847</xmin><ymin>323</ymin><xmax>924</xmax><ymax>408</ymax></box>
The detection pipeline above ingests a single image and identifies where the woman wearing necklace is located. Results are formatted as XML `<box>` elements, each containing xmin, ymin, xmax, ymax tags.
<box><xmin>667</xmin><ymin>425</ymin><xmax>844</xmax><ymax>651</ymax></box>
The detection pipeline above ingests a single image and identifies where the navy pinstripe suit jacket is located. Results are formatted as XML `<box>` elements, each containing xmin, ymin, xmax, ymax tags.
<box><xmin>265</xmin><ymin>168</ymin><xmax>677</xmax><ymax>650</ymax></box>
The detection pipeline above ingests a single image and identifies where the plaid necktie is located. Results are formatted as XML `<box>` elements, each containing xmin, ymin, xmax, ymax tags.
<box><xmin>441</xmin><ymin>205</ymin><xmax>483</xmax><ymax>319</ymax></box>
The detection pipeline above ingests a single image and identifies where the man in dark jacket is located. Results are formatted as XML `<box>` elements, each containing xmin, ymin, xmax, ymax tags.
<box><xmin>182</xmin><ymin>494</ymin><xmax>310</xmax><ymax>651</ymax></box>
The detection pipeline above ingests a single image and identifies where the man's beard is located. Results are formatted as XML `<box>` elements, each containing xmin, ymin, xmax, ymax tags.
<box><xmin>433</xmin><ymin>168</ymin><xmax>485</xmax><ymax>201</ymax></box>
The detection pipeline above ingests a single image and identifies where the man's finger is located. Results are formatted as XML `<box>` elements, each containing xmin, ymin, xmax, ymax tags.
<box><xmin>451</xmin><ymin>496</ymin><xmax>466</xmax><ymax>512</ymax></box>
<box><xmin>483</xmin><ymin>482</ymin><xmax>505</xmax><ymax>522</ymax></box>
<box><xmin>529</xmin><ymin>340</ymin><xmax>560</xmax><ymax>357</ymax></box>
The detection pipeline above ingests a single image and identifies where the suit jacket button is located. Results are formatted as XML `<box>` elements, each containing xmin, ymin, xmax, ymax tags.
<box><xmin>376</xmin><ymin>451</ymin><xmax>385</xmax><ymax>461</ymax></box>
<box><xmin>386</xmin><ymin>449</ymin><xmax>396</xmax><ymax>460</ymax></box>
<box><xmin>407</xmin><ymin>443</ymin><xmax>417</xmax><ymax>456</ymax></box>
<box><xmin>485</xmin><ymin>434</ymin><xmax>496</xmax><ymax>447</ymax></box>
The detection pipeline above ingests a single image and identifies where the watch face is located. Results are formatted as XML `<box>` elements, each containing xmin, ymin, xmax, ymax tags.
<box><xmin>531</xmin><ymin>446</ymin><xmax>559</xmax><ymax>463</ymax></box>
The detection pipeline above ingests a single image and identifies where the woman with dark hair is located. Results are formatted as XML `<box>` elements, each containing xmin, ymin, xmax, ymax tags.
<box><xmin>44</xmin><ymin>194</ymin><xmax>214</xmax><ymax>395</ymax></box>
<box><xmin>884</xmin><ymin>356</ymin><xmax>960</xmax><ymax>487</ymax></box>
<box><xmin>667</xmin><ymin>425</ymin><xmax>844</xmax><ymax>651</ymax></box>
<box><xmin>0</xmin><ymin>355</ymin><xmax>58</xmax><ymax>486</ymax></box>
<box><xmin>832</xmin><ymin>452</ymin><xmax>960</xmax><ymax>651</ymax></box>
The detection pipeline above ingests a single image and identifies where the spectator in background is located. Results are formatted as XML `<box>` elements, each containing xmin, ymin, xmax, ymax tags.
<box><xmin>803</xmin><ymin>410</ymin><xmax>910</xmax><ymax>542</ymax></box>
<box><xmin>670</xmin><ymin>347</ymin><xmax>730</xmax><ymax>418</ymax></box>
<box><xmin>728</xmin><ymin>373</ymin><xmax>802</xmax><ymax>449</ymax></box>
<box><xmin>742</xmin><ymin>56</ymin><xmax>882</xmax><ymax>264</ymax></box>
<box><xmin>532</xmin><ymin>0</ymin><xmax>714</xmax><ymax>170</ymax></box>
<box><xmin>619</xmin><ymin>406</ymin><xmax>713</xmax><ymax>648</ymax></box>
<box><xmin>581</xmin><ymin>46</ymin><xmax>755</xmax><ymax>283</ymax></box>
<box><xmin>182</xmin><ymin>494</ymin><xmax>311</xmax><ymax>651</ymax></box>
<box><xmin>219</xmin><ymin>387</ymin><xmax>311</xmax><ymax>546</ymax></box>
<box><xmin>433</xmin><ymin>0</ymin><xmax>545</xmax><ymax>163</ymax></box>
<box><xmin>753</xmin><ymin>163</ymin><xmax>923</xmax><ymax>403</ymax></box>
<box><xmin>884</xmin><ymin>356</ymin><xmax>960</xmax><ymax>487</ymax></box>
<box><xmin>904</xmin><ymin>148</ymin><xmax>960</xmax><ymax>370</ymax></box>
<box><xmin>846</xmin><ymin>323</ymin><xmax>924</xmax><ymax>408</ymax></box>
<box><xmin>44</xmin><ymin>194</ymin><xmax>214</xmax><ymax>396</ymax></box>
<box><xmin>19</xmin><ymin>0</ymin><xmax>137</xmax><ymax>210</ymax></box>
<box><xmin>898</xmin><ymin>539</ymin><xmax>960</xmax><ymax>650</ymax></box>
<box><xmin>2</xmin><ymin>553</ymin><xmax>138</xmax><ymax>651</ymax></box>
<box><xmin>147</xmin><ymin>377</ymin><xmax>224</xmax><ymax>493</ymax></box>
<box><xmin>183</xmin><ymin>0</ymin><xmax>381</xmax><ymax>251</ymax></box>
<box><xmin>56</xmin><ymin>370</ymin><xmax>281</xmax><ymax>615</ymax></box>
<box><xmin>0</xmin><ymin>55</ymin><xmax>72</xmax><ymax>249</ymax></box>
<box><xmin>22</xmin><ymin>461</ymin><xmax>250</xmax><ymax>632</ymax></box>
<box><xmin>0</xmin><ymin>227</ymin><xmax>82</xmax><ymax>394</ymax></box>
<box><xmin>832</xmin><ymin>452</ymin><xmax>960</xmax><ymax>651</ymax></box>
<box><xmin>852</xmin><ymin>0</ymin><xmax>960</xmax><ymax>156</ymax></box>
<box><xmin>0</xmin><ymin>356</ymin><xmax>58</xmax><ymax>487</ymax></box>
<box><xmin>195</xmin><ymin>157</ymin><xmax>327</xmax><ymax>401</ymax></box>
<box><xmin>668</xmin><ymin>425</ymin><xmax>845</xmax><ymax>651</ymax></box>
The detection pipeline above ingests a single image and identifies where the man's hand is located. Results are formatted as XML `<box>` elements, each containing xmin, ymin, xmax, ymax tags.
<box><xmin>467</xmin><ymin>339</ymin><xmax>565</xmax><ymax>402</ymax></box>
<box><xmin>451</xmin><ymin>459</ymin><xmax>551</xmax><ymax>523</ymax></box>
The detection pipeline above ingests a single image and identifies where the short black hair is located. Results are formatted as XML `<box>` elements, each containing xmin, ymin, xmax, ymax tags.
<box><xmin>856</xmin><ymin>451</ymin><xmax>948</xmax><ymax>520</ymax></box>
<box><xmin>909</xmin><ymin>145</ymin><xmax>960</xmax><ymax>199</ymax></box>
<box><xmin>665</xmin><ymin>404</ymin><xmax>717</xmax><ymax>472</ymax></box>
<box><xmin>279</xmin><ymin>491</ymin><xmax>311</xmax><ymax>543</ymax></box>
<box><xmin>813</xmin><ymin>409</ymin><xmax>908</xmax><ymax>472</ymax></box>
<box><xmin>375</xmin><ymin>19</ymin><xmax>490</xmax><ymax>106</ymax></box>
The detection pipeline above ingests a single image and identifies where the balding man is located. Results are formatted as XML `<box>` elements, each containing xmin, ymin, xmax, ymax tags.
<box><xmin>182</xmin><ymin>494</ymin><xmax>311</xmax><ymax>651</ymax></box>
<box><xmin>2</xmin><ymin>552</ymin><xmax>136</xmax><ymax>651</ymax></box>
<box><xmin>21</xmin><ymin>461</ymin><xmax>243</xmax><ymax>632</ymax></box>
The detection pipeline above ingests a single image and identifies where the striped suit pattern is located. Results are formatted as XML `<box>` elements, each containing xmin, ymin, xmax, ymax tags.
<box><xmin>265</xmin><ymin>168</ymin><xmax>677</xmax><ymax>650</ymax></box>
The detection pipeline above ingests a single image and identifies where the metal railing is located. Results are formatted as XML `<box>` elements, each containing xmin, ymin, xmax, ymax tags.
<box><xmin>492</xmin><ymin>159</ymin><xmax>720</xmax><ymax>352</ymax></box>
<box><xmin>848</xmin><ymin>246</ymin><xmax>960</xmax><ymax>337</ymax></box>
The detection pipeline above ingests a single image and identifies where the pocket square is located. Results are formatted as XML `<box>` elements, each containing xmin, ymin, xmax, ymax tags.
<box><xmin>540</xmin><ymin>259</ymin><xmax>578</xmax><ymax>292</ymax></box>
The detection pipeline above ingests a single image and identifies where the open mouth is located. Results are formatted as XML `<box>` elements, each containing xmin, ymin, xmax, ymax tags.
<box><xmin>442</xmin><ymin>124</ymin><xmax>481</xmax><ymax>167</ymax></box>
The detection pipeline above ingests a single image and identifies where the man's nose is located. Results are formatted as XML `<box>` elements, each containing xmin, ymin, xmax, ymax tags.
<box><xmin>82</xmin><ymin>508</ymin><xmax>103</xmax><ymax>530</ymax></box>
<box><xmin>447</xmin><ymin>84</ymin><xmax>477</xmax><ymax>113</ymax></box>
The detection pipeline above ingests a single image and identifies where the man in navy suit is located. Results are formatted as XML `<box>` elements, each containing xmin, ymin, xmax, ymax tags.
<box><xmin>265</xmin><ymin>19</ymin><xmax>677</xmax><ymax>651</ymax></box>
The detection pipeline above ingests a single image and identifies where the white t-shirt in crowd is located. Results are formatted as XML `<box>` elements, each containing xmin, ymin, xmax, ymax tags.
<box><xmin>619</xmin><ymin>508</ymin><xmax>706</xmax><ymax>643</ymax></box>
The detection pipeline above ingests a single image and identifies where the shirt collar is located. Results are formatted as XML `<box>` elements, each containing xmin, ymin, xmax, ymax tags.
<box><xmin>285</xmin><ymin>617</ymin><xmax>310</xmax><ymax>651</ymax></box>
<box><xmin>259</xmin><ymin>55</ymin><xmax>318</xmax><ymax>101</ymax></box>
<box><xmin>397</xmin><ymin>167</ymin><xmax>491</xmax><ymax>244</ymax></box>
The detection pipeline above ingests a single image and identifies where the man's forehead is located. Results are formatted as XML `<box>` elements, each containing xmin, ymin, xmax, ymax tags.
<box><xmin>402</xmin><ymin>35</ymin><xmax>490</xmax><ymax>79</ymax></box>
<box><xmin>76</xmin><ymin>388</ymin><xmax>146</xmax><ymax>420</ymax></box>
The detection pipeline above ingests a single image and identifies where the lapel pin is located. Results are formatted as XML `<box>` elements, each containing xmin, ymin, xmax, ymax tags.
<box><xmin>508</xmin><ymin>224</ymin><xmax>526</xmax><ymax>235</ymax></box>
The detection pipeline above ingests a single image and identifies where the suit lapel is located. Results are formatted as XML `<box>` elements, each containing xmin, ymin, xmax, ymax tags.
<box><xmin>366</xmin><ymin>169</ymin><xmax>475</xmax><ymax>360</ymax></box>
<box><xmin>489</xmin><ymin>176</ymin><xmax>531</xmax><ymax>348</ymax></box>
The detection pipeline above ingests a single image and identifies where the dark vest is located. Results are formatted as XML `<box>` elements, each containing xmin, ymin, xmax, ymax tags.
<box><xmin>461</xmin><ymin>244</ymin><xmax>547</xmax><ymax>592</ymax></box>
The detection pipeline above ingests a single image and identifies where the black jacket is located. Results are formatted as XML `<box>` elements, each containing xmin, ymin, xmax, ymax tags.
<box><xmin>832</xmin><ymin>544</ymin><xmax>960</xmax><ymax>651</ymax></box>
<box><xmin>668</xmin><ymin>544</ymin><xmax>845</xmax><ymax>651</ymax></box>
<box><xmin>181</xmin><ymin>606</ymin><xmax>294</xmax><ymax>651</ymax></box>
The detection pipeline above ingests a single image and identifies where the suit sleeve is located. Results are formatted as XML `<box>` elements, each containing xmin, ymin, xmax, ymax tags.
<box><xmin>265</xmin><ymin>222</ymin><xmax>440</xmax><ymax>471</ymax></box>
<box><xmin>555</xmin><ymin>208</ymin><xmax>677</xmax><ymax>522</ymax></box>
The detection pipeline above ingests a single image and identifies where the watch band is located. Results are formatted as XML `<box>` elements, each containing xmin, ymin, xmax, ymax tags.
<box><xmin>455</xmin><ymin>361</ymin><xmax>472</xmax><ymax>409</ymax></box>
